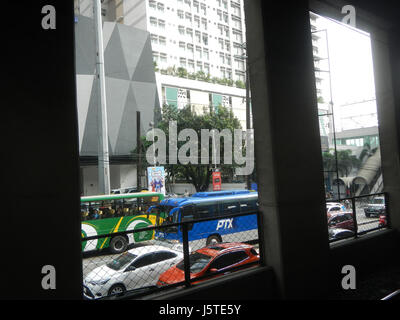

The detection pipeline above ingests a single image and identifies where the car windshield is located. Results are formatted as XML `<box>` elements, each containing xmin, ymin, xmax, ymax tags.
<box><xmin>176</xmin><ymin>252</ymin><xmax>213</xmax><ymax>273</ymax></box>
<box><xmin>106</xmin><ymin>252</ymin><xmax>137</xmax><ymax>271</ymax></box>
<box><xmin>372</xmin><ymin>198</ymin><xmax>384</xmax><ymax>205</ymax></box>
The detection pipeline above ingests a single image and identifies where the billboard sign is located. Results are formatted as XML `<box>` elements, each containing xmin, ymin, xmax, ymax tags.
<box><xmin>212</xmin><ymin>171</ymin><xmax>222</xmax><ymax>191</ymax></box>
<box><xmin>147</xmin><ymin>166</ymin><xmax>166</xmax><ymax>195</ymax></box>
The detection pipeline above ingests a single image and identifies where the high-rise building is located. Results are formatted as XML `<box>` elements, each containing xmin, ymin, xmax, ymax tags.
<box><xmin>75</xmin><ymin>0</ymin><xmax>249</xmax><ymax>129</ymax></box>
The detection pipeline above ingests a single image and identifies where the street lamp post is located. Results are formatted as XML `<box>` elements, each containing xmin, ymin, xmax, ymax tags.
<box><xmin>149</xmin><ymin>121</ymin><xmax>156</xmax><ymax>166</ymax></box>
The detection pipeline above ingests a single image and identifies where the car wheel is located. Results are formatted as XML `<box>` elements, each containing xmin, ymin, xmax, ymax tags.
<box><xmin>109</xmin><ymin>236</ymin><xmax>128</xmax><ymax>254</ymax></box>
<box><xmin>108</xmin><ymin>284</ymin><xmax>126</xmax><ymax>297</ymax></box>
<box><xmin>206</xmin><ymin>235</ymin><xmax>221</xmax><ymax>246</ymax></box>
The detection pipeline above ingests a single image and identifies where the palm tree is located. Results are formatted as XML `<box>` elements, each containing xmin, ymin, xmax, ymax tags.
<box><xmin>336</xmin><ymin>149</ymin><xmax>360</xmax><ymax>177</ymax></box>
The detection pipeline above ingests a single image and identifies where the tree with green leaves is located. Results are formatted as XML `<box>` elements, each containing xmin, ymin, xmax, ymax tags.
<box><xmin>132</xmin><ymin>104</ymin><xmax>243</xmax><ymax>192</ymax></box>
<box><xmin>322</xmin><ymin>149</ymin><xmax>361</xmax><ymax>178</ymax></box>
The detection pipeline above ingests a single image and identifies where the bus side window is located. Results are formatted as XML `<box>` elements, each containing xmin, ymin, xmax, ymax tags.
<box><xmin>181</xmin><ymin>205</ymin><xmax>195</xmax><ymax>231</ymax></box>
<box><xmin>240</xmin><ymin>199</ymin><xmax>257</xmax><ymax>213</ymax></box>
<box><xmin>182</xmin><ymin>205</ymin><xmax>195</xmax><ymax>220</ymax></box>
<box><xmin>196</xmin><ymin>203</ymin><xmax>216</xmax><ymax>219</ymax></box>
<box><xmin>220</xmin><ymin>201</ymin><xmax>240</xmax><ymax>216</ymax></box>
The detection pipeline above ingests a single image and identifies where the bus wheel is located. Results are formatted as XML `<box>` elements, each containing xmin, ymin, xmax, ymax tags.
<box><xmin>206</xmin><ymin>235</ymin><xmax>221</xmax><ymax>246</ymax></box>
<box><xmin>108</xmin><ymin>284</ymin><xmax>126</xmax><ymax>297</ymax></box>
<box><xmin>109</xmin><ymin>236</ymin><xmax>128</xmax><ymax>254</ymax></box>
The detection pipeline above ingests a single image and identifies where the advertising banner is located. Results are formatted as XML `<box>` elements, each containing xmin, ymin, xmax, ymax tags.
<box><xmin>212</xmin><ymin>171</ymin><xmax>222</xmax><ymax>191</ymax></box>
<box><xmin>147</xmin><ymin>166</ymin><xmax>166</xmax><ymax>195</ymax></box>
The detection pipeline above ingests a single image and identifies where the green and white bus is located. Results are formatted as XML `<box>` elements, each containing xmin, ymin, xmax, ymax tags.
<box><xmin>81</xmin><ymin>192</ymin><xmax>165</xmax><ymax>254</ymax></box>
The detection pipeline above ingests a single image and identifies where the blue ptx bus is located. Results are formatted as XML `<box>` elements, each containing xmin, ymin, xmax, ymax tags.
<box><xmin>148</xmin><ymin>190</ymin><xmax>259</xmax><ymax>250</ymax></box>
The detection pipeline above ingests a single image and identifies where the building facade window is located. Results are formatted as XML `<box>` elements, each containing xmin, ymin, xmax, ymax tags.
<box><xmin>234</xmin><ymin>58</ymin><xmax>245</xmax><ymax>70</ymax></box>
<box><xmin>195</xmin><ymin>46</ymin><xmax>202</xmax><ymax>59</ymax></box>
<box><xmin>201</xmin><ymin>18</ymin><xmax>207</xmax><ymax>30</ymax></box>
<box><xmin>200</xmin><ymin>3</ymin><xmax>206</xmax><ymax>15</ymax></box>
<box><xmin>157</xmin><ymin>3</ymin><xmax>165</xmax><ymax>12</ymax></box>
<box><xmin>232</xmin><ymin>16</ymin><xmax>241</xmax><ymax>29</ymax></box>
<box><xmin>186</xmin><ymin>28</ymin><xmax>193</xmax><ymax>39</ymax></box>
<box><xmin>203</xmin><ymin>48</ymin><xmax>209</xmax><ymax>60</ymax></box>
<box><xmin>193</xmin><ymin>0</ymin><xmax>199</xmax><ymax>13</ymax></box>
<box><xmin>194</xmin><ymin>16</ymin><xmax>200</xmax><ymax>28</ymax></box>
<box><xmin>151</xmin><ymin>34</ymin><xmax>158</xmax><ymax>45</ymax></box>
<box><xmin>159</xmin><ymin>36</ymin><xmax>166</xmax><ymax>46</ymax></box>
<box><xmin>150</xmin><ymin>17</ymin><xmax>157</xmax><ymax>27</ymax></box>
<box><xmin>160</xmin><ymin>52</ymin><xmax>167</xmax><ymax>63</ymax></box>
<box><xmin>180</xmin><ymin>57</ymin><xmax>187</xmax><ymax>67</ymax></box>
<box><xmin>235</xmin><ymin>70</ymin><xmax>245</xmax><ymax>82</ymax></box>
<box><xmin>195</xmin><ymin>31</ymin><xmax>201</xmax><ymax>43</ymax></box>
<box><xmin>204</xmin><ymin>63</ymin><xmax>210</xmax><ymax>74</ymax></box>
<box><xmin>232</xmin><ymin>29</ymin><xmax>243</xmax><ymax>42</ymax></box>
<box><xmin>149</xmin><ymin>0</ymin><xmax>156</xmax><ymax>10</ymax></box>
<box><xmin>202</xmin><ymin>33</ymin><xmax>208</xmax><ymax>45</ymax></box>
<box><xmin>188</xmin><ymin>59</ymin><xmax>195</xmax><ymax>72</ymax></box>
<box><xmin>158</xmin><ymin>19</ymin><xmax>165</xmax><ymax>29</ymax></box>
<box><xmin>219</xmin><ymin>38</ymin><xmax>224</xmax><ymax>50</ymax></box>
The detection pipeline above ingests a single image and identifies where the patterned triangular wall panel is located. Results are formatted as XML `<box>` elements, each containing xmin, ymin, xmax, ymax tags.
<box><xmin>104</xmin><ymin>24</ymin><xmax>130</xmax><ymax>80</ymax></box>
<box><xmin>105</xmin><ymin>77</ymin><xmax>131</xmax><ymax>153</ymax></box>
<box><xmin>131</xmin><ymin>81</ymin><xmax>158</xmax><ymax>137</ymax></box>
<box><xmin>80</xmin><ymin>81</ymin><xmax>99</xmax><ymax>156</ymax></box>
<box><xmin>76</xmin><ymin>74</ymin><xmax>95</xmax><ymax>150</ymax></box>
<box><xmin>117</xmin><ymin>23</ymin><xmax>148</xmax><ymax>80</ymax></box>
<box><xmin>115</xmin><ymin>84</ymin><xmax>138</xmax><ymax>155</ymax></box>
<box><xmin>131</xmin><ymin>37</ymin><xmax>157</xmax><ymax>83</ymax></box>
<box><xmin>75</xmin><ymin>16</ymin><xmax>159</xmax><ymax>157</ymax></box>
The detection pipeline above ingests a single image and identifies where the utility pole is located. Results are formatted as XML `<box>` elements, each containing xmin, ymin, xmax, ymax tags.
<box><xmin>94</xmin><ymin>0</ymin><xmax>111</xmax><ymax>194</ymax></box>
<box><xmin>137</xmin><ymin>111</ymin><xmax>142</xmax><ymax>191</ymax></box>
<box><xmin>245</xmin><ymin>53</ymin><xmax>251</xmax><ymax>190</ymax></box>
<box><xmin>238</xmin><ymin>42</ymin><xmax>252</xmax><ymax>190</ymax></box>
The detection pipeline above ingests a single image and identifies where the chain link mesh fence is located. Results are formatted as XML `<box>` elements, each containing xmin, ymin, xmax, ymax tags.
<box><xmin>327</xmin><ymin>192</ymin><xmax>388</xmax><ymax>242</ymax></box>
<box><xmin>82</xmin><ymin>211</ymin><xmax>262</xmax><ymax>299</ymax></box>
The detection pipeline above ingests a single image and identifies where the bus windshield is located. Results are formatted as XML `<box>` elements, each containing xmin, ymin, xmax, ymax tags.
<box><xmin>160</xmin><ymin>206</ymin><xmax>179</xmax><ymax>224</ymax></box>
<box><xmin>372</xmin><ymin>198</ymin><xmax>384</xmax><ymax>205</ymax></box>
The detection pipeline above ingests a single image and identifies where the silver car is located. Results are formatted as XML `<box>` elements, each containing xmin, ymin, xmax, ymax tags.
<box><xmin>83</xmin><ymin>245</ymin><xmax>183</xmax><ymax>299</ymax></box>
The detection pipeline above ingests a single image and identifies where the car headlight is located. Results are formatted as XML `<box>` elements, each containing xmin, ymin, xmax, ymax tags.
<box><xmin>87</xmin><ymin>278</ymin><xmax>110</xmax><ymax>286</ymax></box>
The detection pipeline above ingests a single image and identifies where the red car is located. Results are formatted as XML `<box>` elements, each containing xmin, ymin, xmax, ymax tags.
<box><xmin>157</xmin><ymin>242</ymin><xmax>259</xmax><ymax>286</ymax></box>
<box><xmin>379</xmin><ymin>214</ymin><xmax>387</xmax><ymax>228</ymax></box>
<box><xmin>327</xmin><ymin>212</ymin><xmax>355</xmax><ymax>231</ymax></box>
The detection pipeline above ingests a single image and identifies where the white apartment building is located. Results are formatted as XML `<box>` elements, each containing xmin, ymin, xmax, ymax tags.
<box><xmin>75</xmin><ymin>0</ymin><xmax>249</xmax><ymax>129</ymax></box>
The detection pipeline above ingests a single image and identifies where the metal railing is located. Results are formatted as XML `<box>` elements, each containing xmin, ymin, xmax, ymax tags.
<box><xmin>81</xmin><ymin>211</ymin><xmax>264</xmax><ymax>300</ymax></box>
<box><xmin>327</xmin><ymin>192</ymin><xmax>389</xmax><ymax>243</ymax></box>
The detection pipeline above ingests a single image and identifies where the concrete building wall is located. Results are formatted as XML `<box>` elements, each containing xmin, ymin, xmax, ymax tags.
<box><xmin>82</xmin><ymin>164</ymin><xmax>137</xmax><ymax>195</ymax></box>
<box><xmin>156</xmin><ymin>73</ymin><xmax>247</xmax><ymax>127</ymax></box>
<box><xmin>75</xmin><ymin>14</ymin><xmax>160</xmax><ymax>156</ymax></box>
<box><xmin>122</xmin><ymin>0</ymin><xmax>148</xmax><ymax>29</ymax></box>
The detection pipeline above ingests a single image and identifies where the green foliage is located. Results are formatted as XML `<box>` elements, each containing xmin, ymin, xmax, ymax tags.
<box><xmin>157</xmin><ymin>66</ymin><xmax>243</xmax><ymax>88</ymax></box>
<box><xmin>322</xmin><ymin>149</ymin><xmax>361</xmax><ymax>177</ymax></box>
<box><xmin>133</xmin><ymin>104</ymin><xmax>242</xmax><ymax>191</ymax></box>
<box><xmin>235</xmin><ymin>80</ymin><xmax>246</xmax><ymax>89</ymax></box>
<box><xmin>177</xmin><ymin>67</ymin><xmax>188</xmax><ymax>78</ymax></box>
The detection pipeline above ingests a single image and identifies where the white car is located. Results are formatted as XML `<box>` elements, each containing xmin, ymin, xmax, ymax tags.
<box><xmin>83</xmin><ymin>245</ymin><xmax>183</xmax><ymax>299</ymax></box>
<box><xmin>326</xmin><ymin>202</ymin><xmax>346</xmax><ymax>215</ymax></box>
